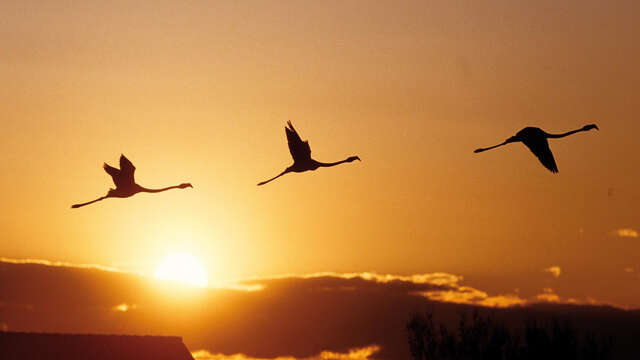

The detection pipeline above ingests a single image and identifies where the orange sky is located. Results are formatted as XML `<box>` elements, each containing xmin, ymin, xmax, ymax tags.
<box><xmin>1</xmin><ymin>1</ymin><xmax>639</xmax><ymax>307</ymax></box>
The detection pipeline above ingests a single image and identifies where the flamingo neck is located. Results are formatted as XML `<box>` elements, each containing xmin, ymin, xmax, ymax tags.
<box><xmin>545</xmin><ymin>128</ymin><xmax>587</xmax><ymax>139</ymax></box>
<box><xmin>474</xmin><ymin>139</ymin><xmax>514</xmax><ymax>153</ymax></box>
<box><xmin>138</xmin><ymin>185</ymin><xmax>182</xmax><ymax>193</ymax></box>
<box><xmin>315</xmin><ymin>158</ymin><xmax>351</xmax><ymax>167</ymax></box>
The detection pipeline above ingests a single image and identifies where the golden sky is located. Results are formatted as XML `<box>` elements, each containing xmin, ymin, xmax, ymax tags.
<box><xmin>1</xmin><ymin>0</ymin><xmax>639</xmax><ymax>308</ymax></box>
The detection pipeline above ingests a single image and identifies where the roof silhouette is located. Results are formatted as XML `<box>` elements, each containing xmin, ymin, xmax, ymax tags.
<box><xmin>0</xmin><ymin>332</ymin><xmax>195</xmax><ymax>360</ymax></box>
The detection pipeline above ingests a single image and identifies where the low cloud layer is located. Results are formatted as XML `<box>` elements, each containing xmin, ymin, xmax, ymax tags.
<box><xmin>192</xmin><ymin>345</ymin><xmax>380</xmax><ymax>360</ymax></box>
<box><xmin>536</xmin><ymin>288</ymin><xmax>560</xmax><ymax>302</ymax></box>
<box><xmin>612</xmin><ymin>228</ymin><xmax>639</xmax><ymax>238</ymax></box>
<box><xmin>0</xmin><ymin>257</ymin><xmax>124</xmax><ymax>272</ymax></box>
<box><xmin>1</xmin><ymin>259</ymin><xmax>639</xmax><ymax>360</ymax></box>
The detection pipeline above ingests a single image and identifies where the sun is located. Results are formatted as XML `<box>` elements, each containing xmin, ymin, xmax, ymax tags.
<box><xmin>153</xmin><ymin>252</ymin><xmax>208</xmax><ymax>287</ymax></box>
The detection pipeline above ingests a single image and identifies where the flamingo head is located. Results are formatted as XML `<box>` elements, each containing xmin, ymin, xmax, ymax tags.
<box><xmin>347</xmin><ymin>156</ymin><xmax>361</xmax><ymax>162</ymax></box>
<box><xmin>178</xmin><ymin>183</ymin><xmax>193</xmax><ymax>189</ymax></box>
<box><xmin>583</xmin><ymin>124</ymin><xmax>599</xmax><ymax>131</ymax></box>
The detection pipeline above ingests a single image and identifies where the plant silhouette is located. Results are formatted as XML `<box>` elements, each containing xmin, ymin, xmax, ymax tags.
<box><xmin>474</xmin><ymin>124</ymin><xmax>599</xmax><ymax>173</ymax></box>
<box><xmin>407</xmin><ymin>311</ymin><xmax>612</xmax><ymax>360</ymax></box>
<box><xmin>71</xmin><ymin>154</ymin><xmax>192</xmax><ymax>208</ymax></box>
<box><xmin>257</xmin><ymin>121</ymin><xmax>360</xmax><ymax>186</ymax></box>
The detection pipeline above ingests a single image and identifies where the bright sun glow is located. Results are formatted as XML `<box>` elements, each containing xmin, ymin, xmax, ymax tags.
<box><xmin>154</xmin><ymin>252</ymin><xmax>208</xmax><ymax>287</ymax></box>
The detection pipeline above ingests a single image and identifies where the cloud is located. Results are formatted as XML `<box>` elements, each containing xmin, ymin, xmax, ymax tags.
<box><xmin>0</xmin><ymin>258</ymin><xmax>460</xmax><ymax>294</ymax></box>
<box><xmin>420</xmin><ymin>285</ymin><xmax>526</xmax><ymax>308</ymax></box>
<box><xmin>219</xmin><ymin>283</ymin><xmax>266</xmax><ymax>292</ymax></box>
<box><xmin>253</xmin><ymin>270</ymin><xmax>602</xmax><ymax>309</ymax></box>
<box><xmin>477</xmin><ymin>295</ymin><xmax>528</xmax><ymax>308</ymax></box>
<box><xmin>316</xmin><ymin>345</ymin><xmax>380</xmax><ymax>360</ymax></box>
<box><xmin>0</xmin><ymin>257</ymin><xmax>124</xmax><ymax>273</ymax></box>
<box><xmin>624</xmin><ymin>267</ymin><xmax>634</xmax><ymax>273</ymax></box>
<box><xmin>611</xmin><ymin>228</ymin><xmax>638</xmax><ymax>238</ymax></box>
<box><xmin>536</xmin><ymin>288</ymin><xmax>560</xmax><ymax>303</ymax></box>
<box><xmin>192</xmin><ymin>345</ymin><xmax>380</xmax><ymax>360</ymax></box>
<box><xmin>193</xmin><ymin>351</ymin><xmax>296</xmax><ymax>360</ymax></box>
<box><xmin>112</xmin><ymin>303</ymin><xmax>138</xmax><ymax>312</ymax></box>
<box><xmin>237</xmin><ymin>271</ymin><xmax>463</xmax><ymax>290</ymax></box>
<box><xmin>1</xmin><ymin>258</ymin><xmax>637</xmax><ymax>360</ymax></box>
<box><xmin>235</xmin><ymin>271</ymin><xmax>532</xmax><ymax>309</ymax></box>
<box><xmin>544</xmin><ymin>266</ymin><xmax>561</xmax><ymax>278</ymax></box>
<box><xmin>529</xmin><ymin>289</ymin><xmax>622</xmax><ymax>308</ymax></box>
<box><xmin>0</xmin><ymin>259</ymin><xmax>479</xmax><ymax>360</ymax></box>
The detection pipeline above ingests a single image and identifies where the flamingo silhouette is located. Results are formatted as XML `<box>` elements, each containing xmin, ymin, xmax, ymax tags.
<box><xmin>257</xmin><ymin>121</ymin><xmax>360</xmax><ymax>186</ymax></box>
<box><xmin>474</xmin><ymin>124</ymin><xmax>599</xmax><ymax>173</ymax></box>
<box><xmin>71</xmin><ymin>154</ymin><xmax>193</xmax><ymax>208</ymax></box>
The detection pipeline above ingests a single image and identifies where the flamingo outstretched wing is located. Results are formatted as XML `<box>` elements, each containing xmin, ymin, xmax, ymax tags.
<box><xmin>521</xmin><ymin>136</ymin><xmax>558</xmax><ymax>173</ymax></box>
<box><xmin>103</xmin><ymin>163</ymin><xmax>122</xmax><ymax>187</ymax></box>
<box><xmin>285</xmin><ymin>121</ymin><xmax>312</xmax><ymax>162</ymax></box>
<box><xmin>102</xmin><ymin>155</ymin><xmax>136</xmax><ymax>188</ymax></box>
<box><xmin>119</xmin><ymin>154</ymin><xmax>136</xmax><ymax>182</ymax></box>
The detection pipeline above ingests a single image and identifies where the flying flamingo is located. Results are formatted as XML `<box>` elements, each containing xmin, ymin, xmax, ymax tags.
<box><xmin>71</xmin><ymin>154</ymin><xmax>193</xmax><ymax>208</ymax></box>
<box><xmin>257</xmin><ymin>121</ymin><xmax>361</xmax><ymax>186</ymax></box>
<box><xmin>473</xmin><ymin>124</ymin><xmax>599</xmax><ymax>173</ymax></box>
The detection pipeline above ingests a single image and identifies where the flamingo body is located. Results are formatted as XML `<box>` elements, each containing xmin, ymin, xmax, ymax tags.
<box><xmin>474</xmin><ymin>124</ymin><xmax>599</xmax><ymax>173</ymax></box>
<box><xmin>513</xmin><ymin>127</ymin><xmax>559</xmax><ymax>173</ymax></box>
<box><xmin>257</xmin><ymin>121</ymin><xmax>360</xmax><ymax>186</ymax></box>
<box><xmin>71</xmin><ymin>154</ymin><xmax>192</xmax><ymax>208</ymax></box>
